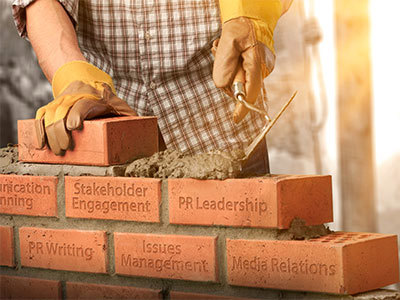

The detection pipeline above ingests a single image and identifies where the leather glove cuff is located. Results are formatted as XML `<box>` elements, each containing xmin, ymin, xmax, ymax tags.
<box><xmin>218</xmin><ymin>0</ymin><xmax>283</xmax><ymax>54</ymax></box>
<box><xmin>52</xmin><ymin>61</ymin><xmax>116</xmax><ymax>98</ymax></box>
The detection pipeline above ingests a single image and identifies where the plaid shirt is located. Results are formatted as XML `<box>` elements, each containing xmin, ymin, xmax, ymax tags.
<box><xmin>12</xmin><ymin>0</ymin><xmax>265</xmax><ymax>155</ymax></box>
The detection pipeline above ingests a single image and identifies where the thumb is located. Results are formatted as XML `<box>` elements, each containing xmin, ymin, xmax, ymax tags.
<box><xmin>102</xmin><ymin>84</ymin><xmax>138</xmax><ymax>116</ymax></box>
<box><xmin>242</xmin><ymin>46</ymin><xmax>263</xmax><ymax>105</ymax></box>
<box><xmin>231</xmin><ymin>64</ymin><xmax>249</xmax><ymax>123</ymax></box>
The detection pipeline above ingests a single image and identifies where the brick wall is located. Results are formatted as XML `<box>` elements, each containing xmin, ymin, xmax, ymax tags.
<box><xmin>0</xmin><ymin>117</ymin><xmax>399</xmax><ymax>299</ymax></box>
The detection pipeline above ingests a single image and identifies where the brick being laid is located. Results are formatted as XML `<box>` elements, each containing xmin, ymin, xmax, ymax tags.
<box><xmin>0</xmin><ymin>275</ymin><xmax>61</xmax><ymax>299</ymax></box>
<box><xmin>18</xmin><ymin>116</ymin><xmax>158</xmax><ymax>166</ymax></box>
<box><xmin>0</xmin><ymin>226</ymin><xmax>14</xmax><ymax>267</ymax></box>
<box><xmin>114</xmin><ymin>232</ymin><xmax>218</xmax><ymax>282</ymax></box>
<box><xmin>19</xmin><ymin>227</ymin><xmax>108</xmax><ymax>273</ymax></box>
<box><xmin>0</xmin><ymin>174</ymin><xmax>58</xmax><ymax>217</ymax></box>
<box><xmin>169</xmin><ymin>175</ymin><xmax>333</xmax><ymax>229</ymax></box>
<box><xmin>65</xmin><ymin>176</ymin><xmax>161</xmax><ymax>222</ymax></box>
<box><xmin>226</xmin><ymin>232</ymin><xmax>399</xmax><ymax>294</ymax></box>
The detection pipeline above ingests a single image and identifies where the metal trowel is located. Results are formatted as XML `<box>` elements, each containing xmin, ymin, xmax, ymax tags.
<box><xmin>231</xmin><ymin>68</ymin><xmax>297</xmax><ymax>163</ymax></box>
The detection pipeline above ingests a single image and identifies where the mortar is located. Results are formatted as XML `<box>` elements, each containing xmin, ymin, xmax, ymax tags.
<box><xmin>125</xmin><ymin>149</ymin><xmax>245</xmax><ymax>180</ymax></box>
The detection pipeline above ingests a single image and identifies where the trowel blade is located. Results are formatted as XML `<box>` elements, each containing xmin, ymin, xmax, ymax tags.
<box><xmin>243</xmin><ymin>91</ymin><xmax>297</xmax><ymax>162</ymax></box>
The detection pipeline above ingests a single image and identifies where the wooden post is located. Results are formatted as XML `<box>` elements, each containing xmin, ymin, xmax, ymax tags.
<box><xmin>335</xmin><ymin>0</ymin><xmax>376</xmax><ymax>231</ymax></box>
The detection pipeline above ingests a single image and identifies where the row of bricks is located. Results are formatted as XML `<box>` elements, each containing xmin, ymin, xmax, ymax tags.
<box><xmin>0</xmin><ymin>174</ymin><xmax>333</xmax><ymax>229</ymax></box>
<box><xmin>1</xmin><ymin>226</ymin><xmax>398</xmax><ymax>294</ymax></box>
<box><xmin>1</xmin><ymin>275</ymin><xmax>244</xmax><ymax>300</ymax></box>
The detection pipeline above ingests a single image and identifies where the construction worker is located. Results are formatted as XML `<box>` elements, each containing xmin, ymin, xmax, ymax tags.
<box><xmin>12</xmin><ymin>0</ymin><xmax>291</xmax><ymax>174</ymax></box>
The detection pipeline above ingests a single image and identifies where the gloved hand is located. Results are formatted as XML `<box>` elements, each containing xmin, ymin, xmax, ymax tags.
<box><xmin>35</xmin><ymin>61</ymin><xmax>137</xmax><ymax>155</ymax></box>
<box><xmin>213</xmin><ymin>0</ymin><xmax>284</xmax><ymax>123</ymax></box>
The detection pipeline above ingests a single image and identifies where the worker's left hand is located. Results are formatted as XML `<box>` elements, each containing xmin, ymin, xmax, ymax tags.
<box><xmin>212</xmin><ymin>17</ymin><xmax>276</xmax><ymax>123</ymax></box>
<box><xmin>35</xmin><ymin>81</ymin><xmax>137</xmax><ymax>155</ymax></box>
<box><xmin>35</xmin><ymin>61</ymin><xmax>137</xmax><ymax>155</ymax></box>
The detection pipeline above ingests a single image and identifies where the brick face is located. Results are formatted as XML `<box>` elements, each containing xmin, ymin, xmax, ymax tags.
<box><xmin>276</xmin><ymin>175</ymin><xmax>333</xmax><ymax>228</ymax></box>
<box><xmin>0</xmin><ymin>275</ymin><xmax>61</xmax><ymax>299</ymax></box>
<box><xmin>18</xmin><ymin>116</ymin><xmax>158</xmax><ymax>166</ymax></box>
<box><xmin>19</xmin><ymin>227</ymin><xmax>108</xmax><ymax>273</ymax></box>
<box><xmin>66</xmin><ymin>282</ymin><xmax>161</xmax><ymax>299</ymax></box>
<box><xmin>226</xmin><ymin>232</ymin><xmax>399</xmax><ymax>294</ymax></box>
<box><xmin>114</xmin><ymin>233</ymin><xmax>218</xmax><ymax>282</ymax></box>
<box><xmin>65</xmin><ymin>176</ymin><xmax>161</xmax><ymax>222</ymax></box>
<box><xmin>105</xmin><ymin>116</ymin><xmax>158</xmax><ymax>165</ymax></box>
<box><xmin>0</xmin><ymin>174</ymin><xmax>58</xmax><ymax>217</ymax></box>
<box><xmin>0</xmin><ymin>226</ymin><xmax>14</xmax><ymax>267</ymax></box>
<box><xmin>168</xmin><ymin>175</ymin><xmax>332</xmax><ymax>229</ymax></box>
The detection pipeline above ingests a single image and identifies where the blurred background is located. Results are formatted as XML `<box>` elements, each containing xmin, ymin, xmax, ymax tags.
<box><xmin>267</xmin><ymin>1</ymin><xmax>400</xmax><ymax>290</ymax></box>
<box><xmin>0</xmin><ymin>0</ymin><xmax>399</xmax><ymax>287</ymax></box>
<box><xmin>0</xmin><ymin>0</ymin><xmax>52</xmax><ymax>147</ymax></box>
<box><xmin>266</xmin><ymin>0</ymin><xmax>400</xmax><ymax>239</ymax></box>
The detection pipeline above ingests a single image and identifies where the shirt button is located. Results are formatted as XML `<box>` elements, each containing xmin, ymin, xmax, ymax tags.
<box><xmin>145</xmin><ymin>31</ymin><xmax>152</xmax><ymax>40</ymax></box>
<box><xmin>150</xmin><ymin>81</ymin><xmax>156</xmax><ymax>89</ymax></box>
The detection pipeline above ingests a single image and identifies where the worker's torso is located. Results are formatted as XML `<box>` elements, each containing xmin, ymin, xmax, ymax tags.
<box><xmin>61</xmin><ymin>0</ymin><xmax>264</xmax><ymax>154</ymax></box>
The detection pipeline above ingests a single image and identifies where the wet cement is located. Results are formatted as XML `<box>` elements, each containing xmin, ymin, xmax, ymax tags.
<box><xmin>4</xmin><ymin>145</ymin><xmax>248</xmax><ymax>180</ymax></box>
<box><xmin>125</xmin><ymin>149</ymin><xmax>246</xmax><ymax>179</ymax></box>
<box><xmin>0</xmin><ymin>145</ymin><xmax>126</xmax><ymax>177</ymax></box>
<box><xmin>279</xmin><ymin>218</ymin><xmax>331</xmax><ymax>240</ymax></box>
<box><xmin>0</xmin><ymin>145</ymin><xmax>18</xmax><ymax>169</ymax></box>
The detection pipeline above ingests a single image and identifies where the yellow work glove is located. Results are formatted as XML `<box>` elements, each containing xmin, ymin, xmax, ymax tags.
<box><xmin>35</xmin><ymin>61</ymin><xmax>137</xmax><ymax>155</ymax></box>
<box><xmin>213</xmin><ymin>0</ymin><xmax>286</xmax><ymax>123</ymax></box>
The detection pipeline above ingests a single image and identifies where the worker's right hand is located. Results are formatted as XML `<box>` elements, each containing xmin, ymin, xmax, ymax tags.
<box><xmin>213</xmin><ymin>0</ymin><xmax>288</xmax><ymax>123</ymax></box>
<box><xmin>212</xmin><ymin>21</ymin><xmax>276</xmax><ymax>123</ymax></box>
<box><xmin>35</xmin><ymin>61</ymin><xmax>137</xmax><ymax>155</ymax></box>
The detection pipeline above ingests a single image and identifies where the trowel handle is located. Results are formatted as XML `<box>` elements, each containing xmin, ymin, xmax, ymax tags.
<box><xmin>232</xmin><ymin>64</ymin><xmax>246</xmax><ymax>100</ymax></box>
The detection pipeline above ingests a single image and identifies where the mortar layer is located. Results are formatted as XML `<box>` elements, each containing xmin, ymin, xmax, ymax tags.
<box><xmin>0</xmin><ymin>146</ymin><xmax>125</xmax><ymax>176</ymax></box>
<box><xmin>0</xmin><ymin>145</ymin><xmax>18</xmax><ymax>169</ymax></box>
<box><xmin>125</xmin><ymin>149</ymin><xmax>245</xmax><ymax>179</ymax></box>
<box><xmin>0</xmin><ymin>146</ymin><xmax>330</xmax><ymax>240</ymax></box>
<box><xmin>2</xmin><ymin>146</ymin><xmax>245</xmax><ymax>179</ymax></box>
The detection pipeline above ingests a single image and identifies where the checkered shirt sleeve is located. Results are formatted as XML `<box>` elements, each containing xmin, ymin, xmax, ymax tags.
<box><xmin>11</xmin><ymin>0</ymin><xmax>266</xmax><ymax>155</ymax></box>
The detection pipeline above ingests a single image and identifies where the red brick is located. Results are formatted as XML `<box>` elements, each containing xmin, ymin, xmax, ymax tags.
<box><xmin>18</xmin><ymin>116</ymin><xmax>158</xmax><ymax>166</ymax></box>
<box><xmin>0</xmin><ymin>226</ymin><xmax>14</xmax><ymax>267</ymax></box>
<box><xmin>226</xmin><ymin>232</ymin><xmax>399</xmax><ymax>294</ymax></box>
<box><xmin>0</xmin><ymin>174</ymin><xmax>58</xmax><ymax>217</ymax></box>
<box><xmin>170</xmin><ymin>291</ymin><xmax>253</xmax><ymax>300</ymax></box>
<box><xmin>66</xmin><ymin>282</ymin><xmax>161</xmax><ymax>299</ymax></box>
<box><xmin>114</xmin><ymin>233</ymin><xmax>218</xmax><ymax>282</ymax></box>
<box><xmin>65</xmin><ymin>176</ymin><xmax>161</xmax><ymax>222</ymax></box>
<box><xmin>169</xmin><ymin>175</ymin><xmax>332</xmax><ymax>229</ymax></box>
<box><xmin>19</xmin><ymin>227</ymin><xmax>108</xmax><ymax>273</ymax></box>
<box><xmin>0</xmin><ymin>275</ymin><xmax>61</xmax><ymax>299</ymax></box>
